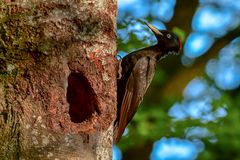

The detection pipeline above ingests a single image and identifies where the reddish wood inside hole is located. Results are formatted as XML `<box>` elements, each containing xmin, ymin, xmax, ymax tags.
<box><xmin>67</xmin><ymin>73</ymin><xmax>99</xmax><ymax>123</ymax></box>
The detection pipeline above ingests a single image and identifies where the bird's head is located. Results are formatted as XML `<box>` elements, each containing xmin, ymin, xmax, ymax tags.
<box><xmin>146</xmin><ymin>23</ymin><xmax>182</xmax><ymax>57</ymax></box>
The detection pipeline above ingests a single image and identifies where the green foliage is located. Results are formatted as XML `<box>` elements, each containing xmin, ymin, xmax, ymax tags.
<box><xmin>172</xmin><ymin>27</ymin><xmax>186</xmax><ymax>43</ymax></box>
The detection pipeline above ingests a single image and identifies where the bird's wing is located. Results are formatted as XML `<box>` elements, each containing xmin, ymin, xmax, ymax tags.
<box><xmin>115</xmin><ymin>57</ymin><xmax>150</xmax><ymax>142</ymax></box>
<box><xmin>115</xmin><ymin>70</ymin><xmax>135</xmax><ymax>142</ymax></box>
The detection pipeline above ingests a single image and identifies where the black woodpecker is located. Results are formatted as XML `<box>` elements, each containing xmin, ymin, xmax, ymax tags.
<box><xmin>114</xmin><ymin>22</ymin><xmax>182</xmax><ymax>143</ymax></box>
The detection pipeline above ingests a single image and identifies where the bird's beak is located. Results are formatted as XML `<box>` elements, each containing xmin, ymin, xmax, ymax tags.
<box><xmin>145</xmin><ymin>22</ymin><xmax>163</xmax><ymax>36</ymax></box>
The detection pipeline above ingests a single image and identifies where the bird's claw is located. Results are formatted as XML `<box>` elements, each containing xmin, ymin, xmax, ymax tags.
<box><xmin>117</xmin><ymin>57</ymin><xmax>122</xmax><ymax>79</ymax></box>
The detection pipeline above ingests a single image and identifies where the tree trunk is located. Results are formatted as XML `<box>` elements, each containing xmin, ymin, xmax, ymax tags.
<box><xmin>0</xmin><ymin>0</ymin><xmax>117</xmax><ymax>159</ymax></box>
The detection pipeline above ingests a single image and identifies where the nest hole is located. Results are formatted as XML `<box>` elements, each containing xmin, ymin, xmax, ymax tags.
<box><xmin>67</xmin><ymin>72</ymin><xmax>99</xmax><ymax>123</ymax></box>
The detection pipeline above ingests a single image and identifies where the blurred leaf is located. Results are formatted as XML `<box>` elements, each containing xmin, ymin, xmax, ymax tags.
<box><xmin>172</xmin><ymin>27</ymin><xmax>186</xmax><ymax>43</ymax></box>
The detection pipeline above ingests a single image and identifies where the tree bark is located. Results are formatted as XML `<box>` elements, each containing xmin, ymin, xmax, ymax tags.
<box><xmin>0</xmin><ymin>0</ymin><xmax>117</xmax><ymax>159</ymax></box>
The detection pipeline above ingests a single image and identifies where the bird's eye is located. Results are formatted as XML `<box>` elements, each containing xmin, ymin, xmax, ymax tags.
<box><xmin>166</xmin><ymin>34</ymin><xmax>171</xmax><ymax>38</ymax></box>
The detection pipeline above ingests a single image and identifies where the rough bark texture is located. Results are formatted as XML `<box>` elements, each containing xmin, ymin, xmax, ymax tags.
<box><xmin>0</xmin><ymin>0</ymin><xmax>117</xmax><ymax>159</ymax></box>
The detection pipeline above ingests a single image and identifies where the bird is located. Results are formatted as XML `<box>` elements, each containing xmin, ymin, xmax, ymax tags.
<box><xmin>114</xmin><ymin>22</ymin><xmax>182</xmax><ymax>143</ymax></box>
